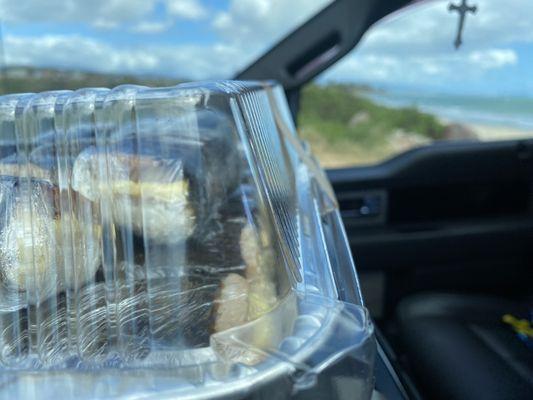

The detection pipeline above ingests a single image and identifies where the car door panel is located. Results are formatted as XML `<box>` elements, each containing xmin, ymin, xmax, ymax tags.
<box><xmin>327</xmin><ymin>139</ymin><xmax>533</xmax><ymax>316</ymax></box>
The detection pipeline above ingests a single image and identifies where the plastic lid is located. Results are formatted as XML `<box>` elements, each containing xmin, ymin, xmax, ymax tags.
<box><xmin>0</xmin><ymin>81</ymin><xmax>374</xmax><ymax>399</ymax></box>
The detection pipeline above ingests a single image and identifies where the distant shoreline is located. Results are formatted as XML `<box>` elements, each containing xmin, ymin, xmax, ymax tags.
<box><xmin>435</xmin><ymin>115</ymin><xmax>533</xmax><ymax>141</ymax></box>
<box><xmin>364</xmin><ymin>91</ymin><xmax>533</xmax><ymax>134</ymax></box>
<box><xmin>469</xmin><ymin>123</ymin><xmax>533</xmax><ymax>142</ymax></box>
<box><xmin>299</xmin><ymin>84</ymin><xmax>533</xmax><ymax>169</ymax></box>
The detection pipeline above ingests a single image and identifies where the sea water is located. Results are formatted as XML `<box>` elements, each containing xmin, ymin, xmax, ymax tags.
<box><xmin>365</xmin><ymin>89</ymin><xmax>533</xmax><ymax>132</ymax></box>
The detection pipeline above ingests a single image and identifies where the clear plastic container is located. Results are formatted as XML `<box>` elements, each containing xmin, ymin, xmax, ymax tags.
<box><xmin>0</xmin><ymin>81</ymin><xmax>375</xmax><ymax>399</ymax></box>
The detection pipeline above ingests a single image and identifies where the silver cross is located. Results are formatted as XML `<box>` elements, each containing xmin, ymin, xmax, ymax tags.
<box><xmin>449</xmin><ymin>0</ymin><xmax>477</xmax><ymax>49</ymax></box>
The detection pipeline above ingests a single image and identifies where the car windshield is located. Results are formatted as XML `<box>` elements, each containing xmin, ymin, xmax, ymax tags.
<box><xmin>0</xmin><ymin>0</ymin><xmax>331</xmax><ymax>87</ymax></box>
<box><xmin>298</xmin><ymin>0</ymin><xmax>533</xmax><ymax>167</ymax></box>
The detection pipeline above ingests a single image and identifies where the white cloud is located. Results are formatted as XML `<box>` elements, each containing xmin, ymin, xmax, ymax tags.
<box><xmin>353</xmin><ymin>0</ymin><xmax>533</xmax><ymax>56</ymax></box>
<box><xmin>468</xmin><ymin>49</ymin><xmax>517</xmax><ymax>69</ymax></box>
<box><xmin>92</xmin><ymin>19</ymin><xmax>120</xmax><ymax>30</ymax></box>
<box><xmin>0</xmin><ymin>0</ymin><xmax>207</xmax><ymax>31</ymax></box>
<box><xmin>213</xmin><ymin>0</ymin><xmax>331</xmax><ymax>70</ymax></box>
<box><xmin>213</xmin><ymin>0</ymin><xmax>330</xmax><ymax>44</ymax></box>
<box><xmin>0</xmin><ymin>0</ymin><xmax>333</xmax><ymax>78</ymax></box>
<box><xmin>0</xmin><ymin>0</ymin><xmax>154</xmax><ymax>26</ymax></box>
<box><xmin>324</xmin><ymin>0</ymin><xmax>533</xmax><ymax>89</ymax></box>
<box><xmin>130</xmin><ymin>20</ymin><xmax>173</xmax><ymax>34</ymax></box>
<box><xmin>166</xmin><ymin>0</ymin><xmax>207</xmax><ymax>20</ymax></box>
<box><xmin>3</xmin><ymin>33</ymin><xmax>242</xmax><ymax>80</ymax></box>
<box><xmin>5</xmin><ymin>35</ymin><xmax>158</xmax><ymax>71</ymax></box>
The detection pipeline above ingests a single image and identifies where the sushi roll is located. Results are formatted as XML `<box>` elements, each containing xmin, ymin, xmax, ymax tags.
<box><xmin>239</xmin><ymin>223</ymin><xmax>278</xmax><ymax>320</ymax></box>
<box><xmin>71</xmin><ymin>110</ymin><xmax>241</xmax><ymax>244</ymax></box>
<box><xmin>72</xmin><ymin>145</ymin><xmax>195</xmax><ymax>244</ymax></box>
<box><xmin>213</xmin><ymin>273</ymin><xmax>249</xmax><ymax>333</ymax></box>
<box><xmin>211</xmin><ymin>220</ymin><xmax>280</xmax><ymax>335</ymax></box>
<box><xmin>0</xmin><ymin>167</ymin><xmax>101</xmax><ymax>307</ymax></box>
<box><xmin>208</xmin><ymin>221</ymin><xmax>285</xmax><ymax>366</ymax></box>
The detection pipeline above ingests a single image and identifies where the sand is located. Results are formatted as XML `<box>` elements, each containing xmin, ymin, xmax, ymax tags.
<box><xmin>470</xmin><ymin>123</ymin><xmax>533</xmax><ymax>142</ymax></box>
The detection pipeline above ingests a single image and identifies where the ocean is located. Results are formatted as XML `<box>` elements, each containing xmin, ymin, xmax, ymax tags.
<box><xmin>364</xmin><ymin>90</ymin><xmax>533</xmax><ymax>131</ymax></box>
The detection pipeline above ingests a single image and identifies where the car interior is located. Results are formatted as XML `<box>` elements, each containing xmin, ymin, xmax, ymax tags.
<box><xmin>238</xmin><ymin>0</ymin><xmax>533</xmax><ymax>399</ymax></box>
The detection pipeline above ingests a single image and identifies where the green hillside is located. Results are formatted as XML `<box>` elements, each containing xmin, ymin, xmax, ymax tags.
<box><xmin>0</xmin><ymin>67</ymin><xmax>180</xmax><ymax>94</ymax></box>
<box><xmin>298</xmin><ymin>84</ymin><xmax>446</xmax><ymax>166</ymax></box>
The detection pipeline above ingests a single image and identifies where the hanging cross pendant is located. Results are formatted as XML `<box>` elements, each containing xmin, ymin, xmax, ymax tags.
<box><xmin>448</xmin><ymin>0</ymin><xmax>477</xmax><ymax>49</ymax></box>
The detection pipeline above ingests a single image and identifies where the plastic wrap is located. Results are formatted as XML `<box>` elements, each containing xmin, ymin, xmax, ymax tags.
<box><xmin>0</xmin><ymin>81</ymin><xmax>375</xmax><ymax>399</ymax></box>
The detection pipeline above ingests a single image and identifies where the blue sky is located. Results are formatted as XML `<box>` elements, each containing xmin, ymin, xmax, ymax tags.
<box><xmin>0</xmin><ymin>0</ymin><xmax>532</xmax><ymax>97</ymax></box>
<box><xmin>3</xmin><ymin>0</ymin><xmax>223</xmax><ymax>47</ymax></box>
<box><xmin>0</xmin><ymin>0</ymin><xmax>330</xmax><ymax>79</ymax></box>
<box><xmin>322</xmin><ymin>0</ymin><xmax>533</xmax><ymax>97</ymax></box>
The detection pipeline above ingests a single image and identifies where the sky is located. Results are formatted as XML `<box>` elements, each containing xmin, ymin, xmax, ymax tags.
<box><xmin>0</xmin><ymin>0</ymin><xmax>532</xmax><ymax>97</ymax></box>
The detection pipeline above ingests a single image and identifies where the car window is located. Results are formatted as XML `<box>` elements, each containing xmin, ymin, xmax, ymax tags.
<box><xmin>299</xmin><ymin>0</ymin><xmax>533</xmax><ymax>168</ymax></box>
<box><xmin>0</xmin><ymin>0</ymin><xmax>332</xmax><ymax>86</ymax></box>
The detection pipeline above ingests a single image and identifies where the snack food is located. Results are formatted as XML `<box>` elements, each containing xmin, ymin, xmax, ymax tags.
<box><xmin>0</xmin><ymin>83</ymin><xmax>374</xmax><ymax>400</ymax></box>
<box><xmin>72</xmin><ymin>145</ymin><xmax>196</xmax><ymax>243</ymax></box>
<box><xmin>0</xmin><ymin>172</ymin><xmax>100</xmax><ymax>308</ymax></box>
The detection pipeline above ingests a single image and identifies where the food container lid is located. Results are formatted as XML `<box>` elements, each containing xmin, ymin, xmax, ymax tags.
<box><xmin>0</xmin><ymin>81</ymin><xmax>374</xmax><ymax>399</ymax></box>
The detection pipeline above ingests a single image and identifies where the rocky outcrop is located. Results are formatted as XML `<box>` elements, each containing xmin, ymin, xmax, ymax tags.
<box><xmin>442</xmin><ymin>123</ymin><xmax>478</xmax><ymax>140</ymax></box>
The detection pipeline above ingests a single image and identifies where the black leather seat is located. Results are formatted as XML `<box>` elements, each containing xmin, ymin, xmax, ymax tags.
<box><xmin>397</xmin><ymin>293</ymin><xmax>533</xmax><ymax>400</ymax></box>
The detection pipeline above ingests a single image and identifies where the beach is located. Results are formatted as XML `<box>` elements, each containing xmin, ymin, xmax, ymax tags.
<box><xmin>470</xmin><ymin>123</ymin><xmax>533</xmax><ymax>142</ymax></box>
<box><xmin>303</xmin><ymin>121</ymin><xmax>533</xmax><ymax>169</ymax></box>
<box><xmin>298</xmin><ymin>84</ymin><xmax>533</xmax><ymax>169</ymax></box>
